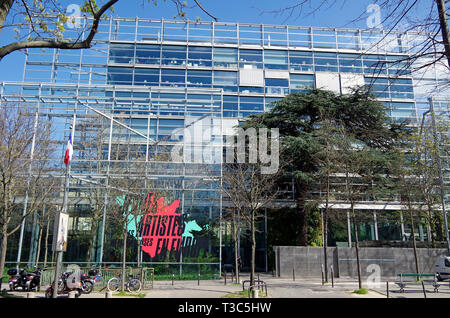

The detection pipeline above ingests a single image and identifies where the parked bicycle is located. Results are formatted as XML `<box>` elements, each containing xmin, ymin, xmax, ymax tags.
<box><xmin>107</xmin><ymin>274</ymin><xmax>142</xmax><ymax>293</ymax></box>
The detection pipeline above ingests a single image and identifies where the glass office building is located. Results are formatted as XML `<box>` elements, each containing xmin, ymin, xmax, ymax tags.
<box><xmin>1</xmin><ymin>17</ymin><xmax>449</xmax><ymax>272</ymax></box>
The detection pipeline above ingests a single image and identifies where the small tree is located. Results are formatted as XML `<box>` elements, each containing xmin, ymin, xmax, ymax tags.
<box><xmin>313</xmin><ymin>108</ymin><xmax>345</xmax><ymax>282</ymax></box>
<box><xmin>219</xmin><ymin>127</ymin><xmax>282</xmax><ymax>290</ymax></box>
<box><xmin>0</xmin><ymin>104</ymin><xmax>54</xmax><ymax>282</ymax></box>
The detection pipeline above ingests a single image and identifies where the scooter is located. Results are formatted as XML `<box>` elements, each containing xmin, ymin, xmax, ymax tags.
<box><xmin>25</xmin><ymin>267</ymin><xmax>42</xmax><ymax>291</ymax></box>
<box><xmin>7</xmin><ymin>268</ymin><xmax>20</xmax><ymax>291</ymax></box>
<box><xmin>80</xmin><ymin>269</ymin><xmax>97</xmax><ymax>294</ymax></box>
<box><xmin>45</xmin><ymin>271</ymin><xmax>83</xmax><ymax>298</ymax></box>
<box><xmin>8</xmin><ymin>268</ymin><xmax>28</xmax><ymax>291</ymax></box>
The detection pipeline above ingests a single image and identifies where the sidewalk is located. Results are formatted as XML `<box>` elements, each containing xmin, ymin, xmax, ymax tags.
<box><xmin>2</xmin><ymin>274</ymin><xmax>450</xmax><ymax>298</ymax></box>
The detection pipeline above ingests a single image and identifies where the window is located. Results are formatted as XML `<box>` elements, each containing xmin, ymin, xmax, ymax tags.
<box><xmin>264</xmin><ymin>50</ymin><xmax>288</xmax><ymax>70</ymax></box>
<box><xmin>187</xmin><ymin>70</ymin><xmax>212</xmax><ymax>87</ymax></box>
<box><xmin>265</xmin><ymin>97</ymin><xmax>282</xmax><ymax>111</ymax></box>
<box><xmin>161</xmin><ymin>69</ymin><xmax>185</xmax><ymax>86</ymax></box>
<box><xmin>223</xmin><ymin>95</ymin><xmax>238</xmax><ymax>117</ymax></box>
<box><xmin>213</xmin><ymin>47</ymin><xmax>238</xmax><ymax>68</ymax></box>
<box><xmin>107</xmin><ymin>67</ymin><xmax>133</xmax><ymax>85</ymax></box>
<box><xmin>135</xmin><ymin>44</ymin><xmax>160</xmax><ymax>65</ymax></box>
<box><xmin>389</xmin><ymin>78</ymin><xmax>414</xmax><ymax>99</ymax></box>
<box><xmin>290</xmin><ymin>74</ymin><xmax>314</xmax><ymax>92</ymax></box>
<box><xmin>314</xmin><ymin>52</ymin><xmax>338</xmax><ymax>72</ymax></box>
<box><xmin>338</xmin><ymin>53</ymin><xmax>363</xmax><ymax>73</ymax></box>
<box><xmin>365</xmin><ymin>77</ymin><xmax>389</xmax><ymax>99</ymax></box>
<box><xmin>265</xmin><ymin>78</ymin><xmax>288</xmax><ymax>87</ymax></box>
<box><xmin>386</xmin><ymin>102</ymin><xmax>416</xmax><ymax>121</ymax></box>
<box><xmin>289</xmin><ymin>51</ymin><xmax>313</xmax><ymax>71</ymax></box>
<box><xmin>213</xmin><ymin>71</ymin><xmax>238</xmax><ymax>92</ymax></box>
<box><xmin>162</xmin><ymin>45</ymin><xmax>186</xmax><ymax>66</ymax></box>
<box><xmin>240</xmin><ymin>96</ymin><xmax>264</xmax><ymax>111</ymax></box>
<box><xmin>239</xmin><ymin>49</ymin><xmax>263</xmax><ymax>69</ymax></box>
<box><xmin>109</xmin><ymin>43</ymin><xmax>134</xmax><ymax>64</ymax></box>
<box><xmin>134</xmin><ymin>68</ymin><xmax>159</xmax><ymax>85</ymax></box>
<box><xmin>390</xmin><ymin>102</ymin><xmax>415</xmax><ymax>110</ymax></box>
<box><xmin>239</xmin><ymin>86</ymin><xmax>264</xmax><ymax>94</ymax></box>
<box><xmin>387</xmin><ymin>55</ymin><xmax>411</xmax><ymax>76</ymax></box>
<box><xmin>363</xmin><ymin>54</ymin><xmax>387</xmax><ymax>75</ymax></box>
<box><xmin>223</xmin><ymin>95</ymin><xmax>238</xmax><ymax>110</ymax></box>
<box><xmin>365</xmin><ymin>77</ymin><xmax>414</xmax><ymax>99</ymax></box>
<box><xmin>188</xmin><ymin>46</ymin><xmax>212</xmax><ymax>67</ymax></box>
<box><xmin>265</xmin><ymin>78</ymin><xmax>289</xmax><ymax>95</ymax></box>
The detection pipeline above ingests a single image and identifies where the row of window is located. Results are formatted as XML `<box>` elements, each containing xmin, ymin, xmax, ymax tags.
<box><xmin>107</xmin><ymin>67</ymin><xmax>413</xmax><ymax>100</ymax></box>
<box><xmin>107</xmin><ymin>66</ymin><xmax>315</xmax><ymax>93</ymax></box>
<box><xmin>101</xmin><ymin>90</ymin><xmax>416</xmax><ymax>124</ymax></box>
<box><xmin>109</xmin><ymin>44</ymin><xmax>411</xmax><ymax>75</ymax></box>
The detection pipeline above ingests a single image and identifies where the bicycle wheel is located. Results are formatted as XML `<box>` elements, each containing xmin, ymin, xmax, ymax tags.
<box><xmin>127</xmin><ymin>279</ymin><xmax>142</xmax><ymax>293</ymax></box>
<box><xmin>107</xmin><ymin>277</ymin><xmax>120</xmax><ymax>292</ymax></box>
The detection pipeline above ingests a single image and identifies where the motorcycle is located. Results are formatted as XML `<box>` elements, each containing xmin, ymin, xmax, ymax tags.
<box><xmin>25</xmin><ymin>267</ymin><xmax>42</xmax><ymax>291</ymax></box>
<box><xmin>8</xmin><ymin>268</ymin><xmax>29</xmax><ymax>291</ymax></box>
<box><xmin>45</xmin><ymin>271</ymin><xmax>83</xmax><ymax>298</ymax></box>
<box><xmin>8</xmin><ymin>267</ymin><xmax>43</xmax><ymax>292</ymax></box>
<box><xmin>7</xmin><ymin>268</ymin><xmax>20</xmax><ymax>291</ymax></box>
<box><xmin>80</xmin><ymin>269</ymin><xmax>97</xmax><ymax>294</ymax></box>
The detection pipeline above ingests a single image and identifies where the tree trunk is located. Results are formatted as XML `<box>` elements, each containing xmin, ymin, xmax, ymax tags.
<box><xmin>323</xmin><ymin>207</ymin><xmax>328</xmax><ymax>282</ymax></box>
<box><xmin>35</xmin><ymin>225</ymin><xmax>43</xmax><ymax>267</ymax></box>
<box><xmin>43</xmin><ymin>216</ymin><xmax>50</xmax><ymax>268</ymax></box>
<box><xmin>295</xmin><ymin>181</ymin><xmax>309</xmax><ymax>246</ymax></box>
<box><xmin>409</xmin><ymin>210</ymin><xmax>420</xmax><ymax>275</ymax></box>
<box><xmin>233</xmin><ymin>211</ymin><xmax>240</xmax><ymax>283</ymax></box>
<box><xmin>250</xmin><ymin>210</ymin><xmax>256</xmax><ymax>290</ymax></box>
<box><xmin>0</xmin><ymin>0</ymin><xmax>14</xmax><ymax>34</ymax></box>
<box><xmin>0</xmin><ymin>229</ymin><xmax>8</xmax><ymax>284</ymax></box>
<box><xmin>351</xmin><ymin>206</ymin><xmax>362</xmax><ymax>290</ymax></box>
<box><xmin>323</xmin><ymin>171</ymin><xmax>330</xmax><ymax>282</ymax></box>
<box><xmin>137</xmin><ymin>241</ymin><xmax>141</xmax><ymax>268</ymax></box>
<box><xmin>121</xmin><ymin>228</ymin><xmax>128</xmax><ymax>291</ymax></box>
<box><xmin>435</xmin><ymin>0</ymin><xmax>450</xmax><ymax>67</ymax></box>
<box><xmin>427</xmin><ymin>206</ymin><xmax>436</xmax><ymax>248</ymax></box>
<box><xmin>86</xmin><ymin>223</ymin><xmax>98</xmax><ymax>267</ymax></box>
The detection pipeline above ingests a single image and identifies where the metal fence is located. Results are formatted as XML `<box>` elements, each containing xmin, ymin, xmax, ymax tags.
<box><xmin>39</xmin><ymin>266</ymin><xmax>154</xmax><ymax>291</ymax></box>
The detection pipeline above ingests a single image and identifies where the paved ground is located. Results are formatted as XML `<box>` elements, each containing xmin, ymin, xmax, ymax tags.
<box><xmin>2</xmin><ymin>274</ymin><xmax>450</xmax><ymax>299</ymax></box>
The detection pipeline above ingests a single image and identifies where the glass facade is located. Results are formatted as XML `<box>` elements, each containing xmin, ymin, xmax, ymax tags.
<box><xmin>2</xmin><ymin>17</ymin><xmax>449</xmax><ymax>272</ymax></box>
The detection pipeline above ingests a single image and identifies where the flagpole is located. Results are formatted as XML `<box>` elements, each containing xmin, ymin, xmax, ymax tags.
<box><xmin>52</xmin><ymin>115</ymin><xmax>76</xmax><ymax>298</ymax></box>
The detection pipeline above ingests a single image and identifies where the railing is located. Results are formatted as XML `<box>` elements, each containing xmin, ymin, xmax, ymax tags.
<box><xmin>247</xmin><ymin>282</ymin><xmax>268</xmax><ymax>298</ymax></box>
<box><xmin>39</xmin><ymin>266</ymin><xmax>154</xmax><ymax>291</ymax></box>
<box><xmin>242</xmin><ymin>279</ymin><xmax>265</xmax><ymax>292</ymax></box>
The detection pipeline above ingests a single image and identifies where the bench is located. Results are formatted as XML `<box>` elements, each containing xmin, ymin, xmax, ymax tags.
<box><xmin>395</xmin><ymin>273</ymin><xmax>440</xmax><ymax>293</ymax></box>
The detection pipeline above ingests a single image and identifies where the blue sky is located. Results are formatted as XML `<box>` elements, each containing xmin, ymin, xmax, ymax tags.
<box><xmin>0</xmin><ymin>0</ymin><xmax>424</xmax><ymax>81</ymax></box>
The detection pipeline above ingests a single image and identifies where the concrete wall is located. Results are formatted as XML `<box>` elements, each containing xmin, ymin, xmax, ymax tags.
<box><xmin>274</xmin><ymin>246</ymin><xmax>448</xmax><ymax>279</ymax></box>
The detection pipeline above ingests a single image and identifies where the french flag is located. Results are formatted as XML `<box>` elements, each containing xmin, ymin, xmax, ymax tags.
<box><xmin>63</xmin><ymin>133</ymin><xmax>73</xmax><ymax>166</ymax></box>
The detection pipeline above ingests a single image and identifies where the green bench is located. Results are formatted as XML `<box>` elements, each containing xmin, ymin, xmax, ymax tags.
<box><xmin>395</xmin><ymin>273</ymin><xmax>440</xmax><ymax>293</ymax></box>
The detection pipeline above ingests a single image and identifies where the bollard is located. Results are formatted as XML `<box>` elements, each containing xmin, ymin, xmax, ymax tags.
<box><xmin>68</xmin><ymin>291</ymin><xmax>76</xmax><ymax>298</ymax></box>
<box><xmin>321</xmin><ymin>264</ymin><xmax>324</xmax><ymax>285</ymax></box>
<box><xmin>224</xmin><ymin>272</ymin><xmax>227</xmax><ymax>286</ymax></box>
<box><xmin>198</xmin><ymin>272</ymin><xmax>200</xmax><ymax>286</ymax></box>
<box><xmin>105</xmin><ymin>291</ymin><xmax>112</xmax><ymax>298</ymax></box>
<box><xmin>293</xmin><ymin>268</ymin><xmax>295</xmax><ymax>281</ymax></box>
<box><xmin>172</xmin><ymin>273</ymin><xmax>174</xmax><ymax>286</ymax></box>
<box><xmin>252</xmin><ymin>289</ymin><xmax>259</xmax><ymax>298</ymax></box>
<box><xmin>386</xmin><ymin>281</ymin><xmax>389</xmax><ymax>298</ymax></box>
<box><xmin>27</xmin><ymin>292</ymin><xmax>35</xmax><ymax>298</ymax></box>
<box><xmin>330</xmin><ymin>266</ymin><xmax>334</xmax><ymax>288</ymax></box>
